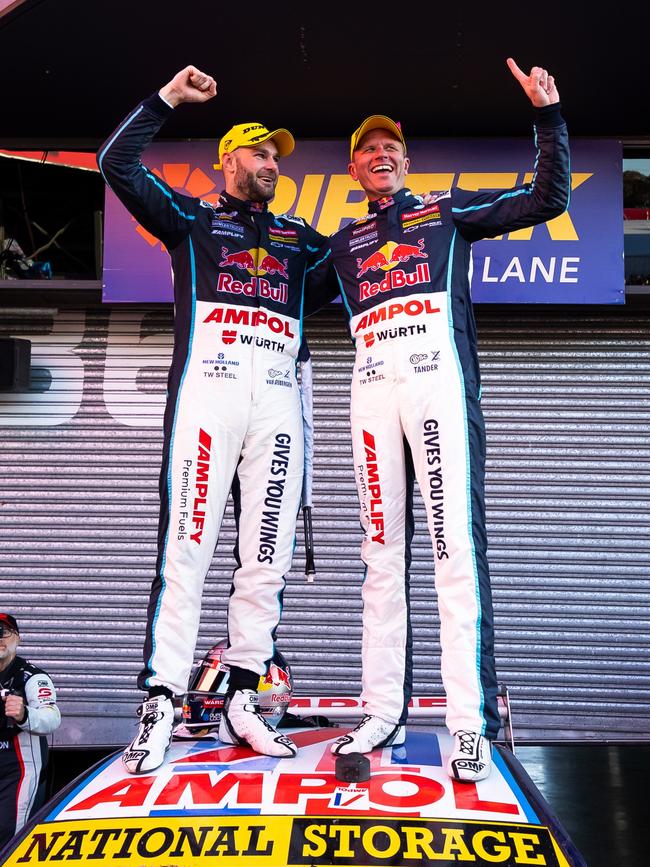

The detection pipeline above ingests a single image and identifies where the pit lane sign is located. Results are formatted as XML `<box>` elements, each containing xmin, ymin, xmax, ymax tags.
<box><xmin>102</xmin><ymin>138</ymin><xmax>622</xmax><ymax>305</ymax></box>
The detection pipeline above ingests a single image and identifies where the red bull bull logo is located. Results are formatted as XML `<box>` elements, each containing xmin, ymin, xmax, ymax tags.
<box><xmin>261</xmin><ymin>662</ymin><xmax>292</xmax><ymax>689</ymax></box>
<box><xmin>259</xmin><ymin>254</ymin><xmax>289</xmax><ymax>278</ymax></box>
<box><xmin>356</xmin><ymin>240</ymin><xmax>428</xmax><ymax>281</ymax></box>
<box><xmin>218</xmin><ymin>246</ymin><xmax>289</xmax><ymax>301</ymax></box>
<box><xmin>357</xmin><ymin>249</ymin><xmax>390</xmax><ymax>278</ymax></box>
<box><xmin>220</xmin><ymin>247</ymin><xmax>256</xmax><ymax>271</ymax></box>
<box><xmin>389</xmin><ymin>238</ymin><xmax>428</xmax><ymax>263</ymax></box>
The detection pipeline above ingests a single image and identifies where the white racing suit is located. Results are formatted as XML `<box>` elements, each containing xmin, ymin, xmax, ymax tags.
<box><xmin>98</xmin><ymin>94</ymin><xmax>324</xmax><ymax>695</ymax></box>
<box><xmin>307</xmin><ymin>104</ymin><xmax>570</xmax><ymax>739</ymax></box>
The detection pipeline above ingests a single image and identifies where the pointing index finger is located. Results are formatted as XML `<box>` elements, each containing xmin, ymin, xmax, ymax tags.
<box><xmin>506</xmin><ymin>57</ymin><xmax>526</xmax><ymax>82</ymax></box>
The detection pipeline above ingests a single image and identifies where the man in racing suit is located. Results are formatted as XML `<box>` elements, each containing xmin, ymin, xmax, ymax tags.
<box><xmin>307</xmin><ymin>58</ymin><xmax>570</xmax><ymax>781</ymax></box>
<box><xmin>98</xmin><ymin>66</ymin><xmax>324</xmax><ymax>772</ymax></box>
<box><xmin>0</xmin><ymin>614</ymin><xmax>61</xmax><ymax>849</ymax></box>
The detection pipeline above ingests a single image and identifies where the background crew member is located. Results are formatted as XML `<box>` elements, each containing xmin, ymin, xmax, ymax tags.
<box><xmin>0</xmin><ymin>613</ymin><xmax>61</xmax><ymax>848</ymax></box>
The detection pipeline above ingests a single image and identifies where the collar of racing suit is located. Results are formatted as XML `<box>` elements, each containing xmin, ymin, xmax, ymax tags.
<box><xmin>218</xmin><ymin>190</ymin><xmax>269</xmax><ymax>215</ymax></box>
<box><xmin>0</xmin><ymin>653</ymin><xmax>21</xmax><ymax>684</ymax></box>
<box><xmin>367</xmin><ymin>187</ymin><xmax>414</xmax><ymax>213</ymax></box>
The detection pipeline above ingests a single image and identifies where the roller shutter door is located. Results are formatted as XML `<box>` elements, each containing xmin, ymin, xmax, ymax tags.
<box><xmin>0</xmin><ymin>304</ymin><xmax>648</xmax><ymax>744</ymax></box>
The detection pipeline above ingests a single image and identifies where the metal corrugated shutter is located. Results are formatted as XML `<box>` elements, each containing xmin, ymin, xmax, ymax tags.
<box><xmin>0</xmin><ymin>304</ymin><xmax>648</xmax><ymax>745</ymax></box>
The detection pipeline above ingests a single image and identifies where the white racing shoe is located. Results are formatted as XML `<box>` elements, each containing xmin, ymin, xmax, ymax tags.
<box><xmin>447</xmin><ymin>730</ymin><xmax>492</xmax><ymax>782</ymax></box>
<box><xmin>331</xmin><ymin>714</ymin><xmax>406</xmax><ymax>755</ymax></box>
<box><xmin>219</xmin><ymin>689</ymin><xmax>297</xmax><ymax>758</ymax></box>
<box><xmin>122</xmin><ymin>695</ymin><xmax>175</xmax><ymax>774</ymax></box>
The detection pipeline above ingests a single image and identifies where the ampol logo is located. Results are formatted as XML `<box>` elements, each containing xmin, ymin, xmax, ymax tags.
<box><xmin>356</xmin><ymin>239</ymin><xmax>427</xmax><ymax>277</ymax></box>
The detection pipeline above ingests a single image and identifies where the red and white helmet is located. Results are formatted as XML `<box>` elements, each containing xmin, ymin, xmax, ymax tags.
<box><xmin>179</xmin><ymin>639</ymin><xmax>293</xmax><ymax>736</ymax></box>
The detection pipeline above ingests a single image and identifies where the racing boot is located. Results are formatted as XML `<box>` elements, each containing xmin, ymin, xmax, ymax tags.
<box><xmin>447</xmin><ymin>730</ymin><xmax>492</xmax><ymax>782</ymax></box>
<box><xmin>331</xmin><ymin>714</ymin><xmax>405</xmax><ymax>755</ymax></box>
<box><xmin>219</xmin><ymin>688</ymin><xmax>297</xmax><ymax>757</ymax></box>
<box><xmin>122</xmin><ymin>694</ymin><xmax>174</xmax><ymax>774</ymax></box>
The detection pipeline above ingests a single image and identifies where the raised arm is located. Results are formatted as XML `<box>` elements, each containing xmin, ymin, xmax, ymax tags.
<box><xmin>506</xmin><ymin>56</ymin><xmax>559</xmax><ymax>107</ymax></box>
<box><xmin>451</xmin><ymin>58</ymin><xmax>570</xmax><ymax>242</ymax></box>
<box><xmin>97</xmin><ymin>66</ymin><xmax>217</xmax><ymax>250</ymax></box>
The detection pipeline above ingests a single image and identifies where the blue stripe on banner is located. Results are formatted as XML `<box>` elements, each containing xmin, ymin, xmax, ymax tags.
<box><xmin>492</xmin><ymin>749</ymin><xmax>539</xmax><ymax>824</ymax></box>
<box><xmin>446</xmin><ymin>229</ymin><xmax>486</xmax><ymax>733</ymax></box>
<box><xmin>97</xmin><ymin>105</ymin><xmax>144</xmax><ymax>182</ymax></box>
<box><xmin>147</xmin><ymin>238</ymin><xmax>197</xmax><ymax>683</ymax></box>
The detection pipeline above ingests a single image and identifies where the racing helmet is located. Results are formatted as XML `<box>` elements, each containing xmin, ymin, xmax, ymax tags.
<box><xmin>181</xmin><ymin>639</ymin><xmax>293</xmax><ymax>736</ymax></box>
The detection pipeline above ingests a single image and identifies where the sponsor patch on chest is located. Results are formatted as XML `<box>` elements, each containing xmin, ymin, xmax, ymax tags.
<box><xmin>401</xmin><ymin>204</ymin><xmax>442</xmax><ymax>232</ymax></box>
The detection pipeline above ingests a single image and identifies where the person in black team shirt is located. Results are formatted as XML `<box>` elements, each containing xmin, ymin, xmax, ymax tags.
<box><xmin>98</xmin><ymin>66</ymin><xmax>325</xmax><ymax>773</ymax></box>
<box><xmin>307</xmin><ymin>58</ymin><xmax>570</xmax><ymax>782</ymax></box>
<box><xmin>0</xmin><ymin>613</ymin><xmax>61</xmax><ymax>848</ymax></box>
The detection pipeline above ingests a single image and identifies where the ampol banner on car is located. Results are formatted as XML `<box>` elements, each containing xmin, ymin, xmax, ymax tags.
<box><xmin>102</xmin><ymin>137</ymin><xmax>622</xmax><ymax>305</ymax></box>
<box><xmin>2</xmin><ymin>728</ymin><xmax>585</xmax><ymax>866</ymax></box>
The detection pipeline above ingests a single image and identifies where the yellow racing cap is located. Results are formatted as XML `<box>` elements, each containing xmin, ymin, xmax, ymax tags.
<box><xmin>349</xmin><ymin>115</ymin><xmax>406</xmax><ymax>161</ymax></box>
<box><xmin>217</xmin><ymin>122</ymin><xmax>295</xmax><ymax>167</ymax></box>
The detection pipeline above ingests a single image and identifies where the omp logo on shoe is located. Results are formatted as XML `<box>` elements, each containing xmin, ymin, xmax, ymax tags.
<box><xmin>454</xmin><ymin>760</ymin><xmax>486</xmax><ymax>773</ymax></box>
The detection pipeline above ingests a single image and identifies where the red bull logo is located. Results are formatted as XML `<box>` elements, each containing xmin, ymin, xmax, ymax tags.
<box><xmin>217</xmin><ymin>273</ymin><xmax>288</xmax><ymax>304</ymax></box>
<box><xmin>357</xmin><ymin>249</ymin><xmax>389</xmax><ymax>277</ymax></box>
<box><xmin>260</xmin><ymin>662</ymin><xmax>292</xmax><ymax>689</ymax></box>
<box><xmin>219</xmin><ymin>245</ymin><xmax>290</xmax><ymax>280</ymax></box>
<box><xmin>220</xmin><ymin>247</ymin><xmax>256</xmax><ymax>270</ymax></box>
<box><xmin>389</xmin><ymin>238</ymin><xmax>428</xmax><ymax>263</ymax></box>
<box><xmin>259</xmin><ymin>254</ymin><xmax>289</xmax><ymax>278</ymax></box>
<box><xmin>356</xmin><ymin>239</ymin><xmax>428</xmax><ymax>279</ymax></box>
<box><xmin>359</xmin><ymin>262</ymin><xmax>431</xmax><ymax>301</ymax></box>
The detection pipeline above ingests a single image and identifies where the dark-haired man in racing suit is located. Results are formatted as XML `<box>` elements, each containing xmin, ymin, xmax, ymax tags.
<box><xmin>98</xmin><ymin>66</ymin><xmax>324</xmax><ymax>773</ymax></box>
<box><xmin>308</xmin><ymin>58</ymin><xmax>570</xmax><ymax>782</ymax></box>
